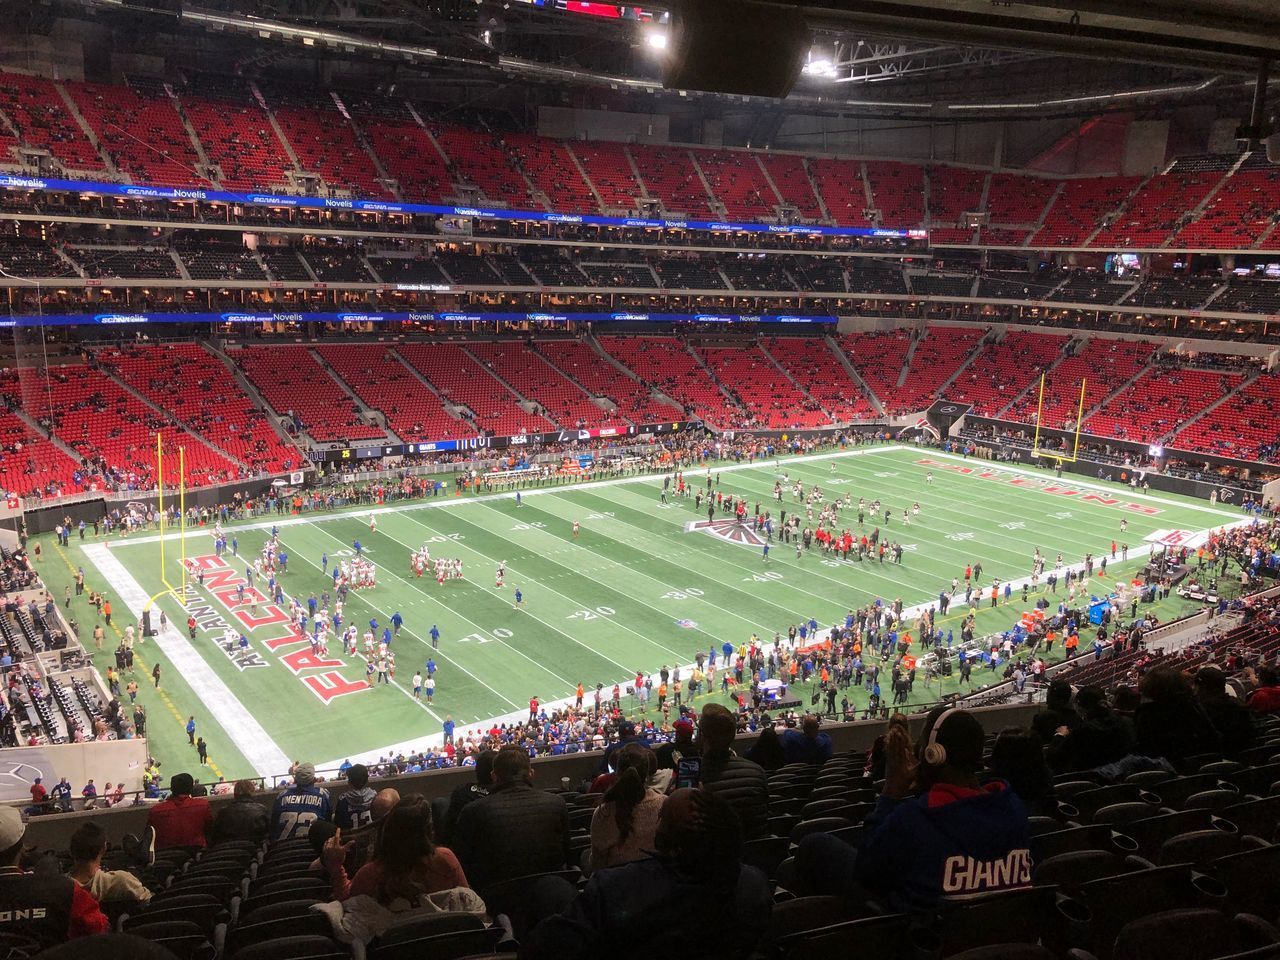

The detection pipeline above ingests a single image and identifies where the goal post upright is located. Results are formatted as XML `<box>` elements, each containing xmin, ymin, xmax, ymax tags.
<box><xmin>179</xmin><ymin>445</ymin><xmax>187</xmax><ymax>591</ymax></box>
<box><xmin>157</xmin><ymin>433</ymin><xmax>168</xmax><ymax>592</ymax></box>
<box><xmin>1069</xmin><ymin>378</ymin><xmax>1088</xmax><ymax>463</ymax></box>
<box><xmin>1030</xmin><ymin>372</ymin><xmax>1047</xmax><ymax>459</ymax></box>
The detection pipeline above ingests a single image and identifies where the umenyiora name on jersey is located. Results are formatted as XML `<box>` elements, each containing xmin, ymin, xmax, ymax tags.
<box><xmin>184</xmin><ymin>553</ymin><xmax>369</xmax><ymax>704</ymax></box>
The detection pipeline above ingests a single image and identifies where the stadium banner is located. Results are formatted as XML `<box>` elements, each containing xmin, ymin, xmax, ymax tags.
<box><xmin>307</xmin><ymin>419</ymin><xmax>692</xmax><ymax>462</ymax></box>
<box><xmin>0</xmin><ymin>311</ymin><xmax>839</xmax><ymax>329</ymax></box>
<box><xmin>0</xmin><ymin>173</ymin><xmax>927</xmax><ymax>241</ymax></box>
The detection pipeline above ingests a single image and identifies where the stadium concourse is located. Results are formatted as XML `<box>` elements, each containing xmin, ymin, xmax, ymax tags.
<box><xmin>5</xmin><ymin>0</ymin><xmax>1280</xmax><ymax>956</ymax></box>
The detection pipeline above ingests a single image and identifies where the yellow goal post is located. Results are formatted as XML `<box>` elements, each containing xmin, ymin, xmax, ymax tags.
<box><xmin>1030</xmin><ymin>373</ymin><xmax>1087</xmax><ymax>465</ymax></box>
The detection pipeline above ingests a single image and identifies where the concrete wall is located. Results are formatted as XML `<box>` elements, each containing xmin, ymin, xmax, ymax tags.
<box><xmin>21</xmin><ymin>701</ymin><xmax>1041</xmax><ymax>850</ymax></box>
<box><xmin>1122</xmin><ymin>119</ymin><xmax>1171</xmax><ymax>176</ymax></box>
<box><xmin>538</xmin><ymin>106</ymin><xmax>670</xmax><ymax>144</ymax></box>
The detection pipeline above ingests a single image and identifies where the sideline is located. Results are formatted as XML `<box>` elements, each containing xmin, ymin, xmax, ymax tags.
<box><xmin>82</xmin><ymin>544</ymin><xmax>293</xmax><ymax>779</ymax></box>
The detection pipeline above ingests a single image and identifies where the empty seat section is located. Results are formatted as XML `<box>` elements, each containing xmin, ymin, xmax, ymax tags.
<box><xmin>66</xmin><ymin>80</ymin><xmax>203</xmax><ymax>187</ymax></box>
<box><xmin>629</xmin><ymin>144</ymin><xmax>713</xmax><ymax>216</ymax></box>
<box><xmin>234</xmin><ymin>346</ymin><xmax>385</xmax><ymax>442</ymax></box>
<box><xmin>317</xmin><ymin>345</ymin><xmax>463</xmax><ymax>443</ymax></box>
<box><xmin>179</xmin><ymin>77</ymin><xmax>294</xmax><ymax>191</ymax></box>
<box><xmin>537</xmin><ymin>340</ymin><xmax>682</xmax><ymax>426</ymax></box>
<box><xmin>397</xmin><ymin>343</ymin><xmax>554</xmax><ymax>437</ymax></box>
<box><xmin>570</xmin><ymin>141</ymin><xmax>642</xmax><ymax>211</ymax></box>
<box><xmin>697</xmin><ymin>345</ymin><xmax>829</xmax><ymax>429</ymax></box>
<box><xmin>1086</xmin><ymin>362</ymin><xmax>1243</xmax><ymax>444</ymax></box>
<box><xmin>597</xmin><ymin>337</ymin><xmax>744</xmax><ymax>427</ymax></box>
<box><xmin>259</xmin><ymin>83</ymin><xmax>389</xmax><ymax>199</ymax></box>
<box><xmin>1004</xmin><ymin>338</ymin><xmax>1154</xmax><ymax>429</ymax></box>
<box><xmin>466</xmin><ymin>341</ymin><xmax>625</xmax><ymax>431</ymax></box>
<box><xmin>506</xmin><ymin>133</ymin><xmax>598</xmax><ymax>214</ymax></box>
<box><xmin>946</xmin><ymin>331</ymin><xmax>1070</xmax><ymax>417</ymax></box>
<box><xmin>0</xmin><ymin>71</ymin><xmax>105</xmax><ymax>172</ymax></box>
<box><xmin>693</xmin><ymin>149</ymin><xmax>778</xmax><ymax>220</ymax></box>
<box><xmin>761</xmin><ymin>337</ymin><xmax>876</xmax><ymax>422</ymax></box>
<box><xmin>759</xmin><ymin>154</ymin><xmax>823</xmax><ymax>220</ymax></box>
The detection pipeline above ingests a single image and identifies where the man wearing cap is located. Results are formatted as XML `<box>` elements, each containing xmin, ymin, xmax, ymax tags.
<box><xmin>147</xmin><ymin>773</ymin><xmax>214</xmax><ymax>850</ymax></box>
<box><xmin>796</xmin><ymin>708</ymin><xmax>1031</xmax><ymax>912</ymax></box>
<box><xmin>271</xmin><ymin>762</ymin><xmax>333</xmax><ymax>843</ymax></box>
<box><xmin>0</xmin><ymin>806</ymin><xmax>109</xmax><ymax>947</ymax></box>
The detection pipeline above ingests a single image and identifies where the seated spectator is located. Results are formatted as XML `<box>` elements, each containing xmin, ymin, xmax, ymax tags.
<box><xmin>589</xmin><ymin>743</ymin><xmax>665</xmax><ymax>872</ymax></box>
<box><xmin>334</xmin><ymin>764</ymin><xmax>376</xmax><ymax>831</ymax></box>
<box><xmin>797</xmin><ymin>709</ymin><xmax>1031</xmax><ymax>912</ymax></box>
<box><xmin>654</xmin><ymin>718</ymin><xmax>696</xmax><ymax>771</ymax></box>
<box><xmin>272</xmin><ymin>761</ymin><xmax>332</xmax><ymax>843</ymax></box>
<box><xmin>697</xmin><ymin>703</ymin><xmax>769</xmax><ymax>839</ymax></box>
<box><xmin>1031</xmin><ymin>679</ymin><xmax>1080</xmax><ymax>742</ymax></box>
<box><xmin>146</xmin><ymin>773</ymin><xmax>213</xmax><ymax>850</ymax></box>
<box><xmin>1194</xmin><ymin>666</ymin><xmax>1256</xmax><ymax>758</ymax></box>
<box><xmin>454</xmin><ymin>745</ymin><xmax>570</xmax><ymax>890</ymax></box>
<box><xmin>1045</xmin><ymin>686</ymin><xmax>1135</xmax><ymax>774</ymax></box>
<box><xmin>780</xmin><ymin>715</ymin><xmax>833</xmax><ymax>765</ymax></box>
<box><xmin>211</xmin><ymin>780</ymin><xmax>269</xmax><ymax>845</ymax></box>
<box><xmin>986</xmin><ymin>729</ymin><xmax>1054</xmax><ymax>815</ymax></box>
<box><xmin>1135</xmin><ymin>667</ymin><xmax>1222</xmax><ymax>771</ymax></box>
<box><xmin>745</xmin><ymin>722</ymin><xmax>785</xmax><ymax>772</ymax></box>
<box><xmin>323</xmin><ymin>795</ymin><xmax>468</xmax><ymax>903</ymax></box>
<box><xmin>523</xmin><ymin>788</ymin><xmax>770</xmax><ymax>960</ymax></box>
<box><xmin>442</xmin><ymin>751</ymin><xmax>493</xmax><ymax>847</ymax></box>
<box><xmin>67</xmin><ymin>823</ymin><xmax>152</xmax><ymax>906</ymax></box>
<box><xmin>1247</xmin><ymin>666</ymin><xmax>1280</xmax><ymax>715</ymax></box>
<box><xmin>0</xmin><ymin>806</ymin><xmax>108</xmax><ymax>947</ymax></box>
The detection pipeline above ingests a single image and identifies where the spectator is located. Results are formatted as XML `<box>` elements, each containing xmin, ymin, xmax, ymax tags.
<box><xmin>745</xmin><ymin>723</ymin><xmax>785</xmax><ymax>772</ymax></box>
<box><xmin>0</xmin><ymin>806</ymin><xmax>108</xmax><ymax>947</ymax></box>
<box><xmin>323</xmin><ymin>787</ymin><xmax>401</xmax><ymax>894</ymax></box>
<box><xmin>334</xmin><ymin>764</ymin><xmax>376</xmax><ymax>831</ymax></box>
<box><xmin>797</xmin><ymin>708</ymin><xmax>1032</xmax><ymax>912</ymax></box>
<box><xmin>1044</xmin><ymin>686</ymin><xmax>1135</xmax><ymax>774</ymax></box>
<box><xmin>271</xmin><ymin>762</ymin><xmax>332</xmax><ymax>843</ymax></box>
<box><xmin>211</xmin><ymin>780</ymin><xmax>270</xmax><ymax>845</ymax></box>
<box><xmin>67</xmin><ymin>823</ymin><xmax>152</xmax><ymax>906</ymax></box>
<box><xmin>323</xmin><ymin>795</ymin><xmax>468</xmax><ymax>904</ymax></box>
<box><xmin>523</xmin><ymin>788</ymin><xmax>770</xmax><ymax>960</ymax></box>
<box><xmin>443</xmin><ymin>750</ymin><xmax>494</xmax><ymax>844</ymax></box>
<box><xmin>454</xmin><ymin>745</ymin><xmax>570</xmax><ymax>890</ymax></box>
<box><xmin>780</xmin><ymin>715</ymin><xmax>833</xmax><ymax>766</ymax></box>
<box><xmin>1247</xmin><ymin>666</ymin><xmax>1280</xmax><ymax>715</ymax></box>
<box><xmin>696</xmin><ymin>703</ymin><xmax>769</xmax><ymax>839</ymax></box>
<box><xmin>1031</xmin><ymin>679</ymin><xmax>1080</xmax><ymax>742</ymax></box>
<box><xmin>986</xmin><ymin>729</ymin><xmax>1054</xmax><ymax>815</ymax></box>
<box><xmin>654</xmin><ymin>719</ymin><xmax>696</xmax><ymax>771</ymax></box>
<box><xmin>1194</xmin><ymin>666</ymin><xmax>1256</xmax><ymax>758</ymax></box>
<box><xmin>589</xmin><ymin>743</ymin><xmax>665</xmax><ymax>872</ymax></box>
<box><xmin>146</xmin><ymin>773</ymin><xmax>213</xmax><ymax>850</ymax></box>
<box><xmin>1135</xmin><ymin>667</ymin><xmax>1222</xmax><ymax>771</ymax></box>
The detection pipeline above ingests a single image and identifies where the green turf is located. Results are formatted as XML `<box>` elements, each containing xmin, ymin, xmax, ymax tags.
<box><xmin>37</xmin><ymin>443</ymin><xmax>1241</xmax><ymax>782</ymax></box>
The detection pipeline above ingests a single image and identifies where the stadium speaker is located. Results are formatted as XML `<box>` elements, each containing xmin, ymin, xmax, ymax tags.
<box><xmin>663</xmin><ymin>0</ymin><xmax>810</xmax><ymax>99</ymax></box>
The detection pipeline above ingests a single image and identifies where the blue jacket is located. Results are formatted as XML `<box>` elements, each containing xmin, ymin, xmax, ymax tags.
<box><xmin>856</xmin><ymin>781</ymin><xmax>1032</xmax><ymax>912</ymax></box>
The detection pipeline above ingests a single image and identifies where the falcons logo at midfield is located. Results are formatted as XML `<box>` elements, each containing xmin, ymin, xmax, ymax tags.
<box><xmin>684</xmin><ymin>518</ymin><xmax>767</xmax><ymax>549</ymax></box>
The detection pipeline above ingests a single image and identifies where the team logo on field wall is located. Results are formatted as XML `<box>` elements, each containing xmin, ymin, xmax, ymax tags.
<box><xmin>684</xmin><ymin>518</ymin><xmax>768</xmax><ymax>548</ymax></box>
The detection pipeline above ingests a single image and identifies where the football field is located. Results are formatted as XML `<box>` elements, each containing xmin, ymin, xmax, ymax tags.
<box><xmin>43</xmin><ymin>444</ymin><xmax>1242</xmax><ymax>783</ymax></box>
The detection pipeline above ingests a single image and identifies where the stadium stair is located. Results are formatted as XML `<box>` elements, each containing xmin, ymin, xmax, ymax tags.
<box><xmin>1158</xmin><ymin>366</ymin><xmax>1259</xmax><ymax>446</ymax></box>
<box><xmin>98</xmin><ymin>361</ymin><xmax>252</xmax><ymax>472</ymax></box>
<box><xmin>387</xmin><ymin>346</ymin><xmax>479</xmax><ymax>428</ymax></box>
<box><xmin>825</xmin><ymin>336</ymin><xmax>888</xmax><ymax>417</ymax></box>
<box><xmin>308</xmin><ymin>348</ymin><xmax>402</xmax><ymax>443</ymax></box>
<box><xmin>564</xmin><ymin>144</ymin><xmax>607</xmax><ymax>211</ymax></box>
<box><xmin>53</xmin><ymin>81</ymin><xmax>116</xmax><ymax>176</ymax></box>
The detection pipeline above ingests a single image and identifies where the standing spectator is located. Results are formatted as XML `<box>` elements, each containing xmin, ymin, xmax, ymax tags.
<box><xmin>453</xmin><ymin>746</ymin><xmax>570</xmax><ymax>890</ymax></box>
<box><xmin>696</xmin><ymin>704</ymin><xmax>769</xmax><ymax>839</ymax></box>
<box><xmin>67</xmin><ymin>823</ymin><xmax>152</xmax><ymax>906</ymax></box>
<box><xmin>146</xmin><ymin>773</ymin><xmax>213</xmax><ymax>850</ymax></box>
<box><xmin>211</xmin><ymin>781</ymin><xmax>270</xmax><ymax>844</ymax></box>
<box><xmin>0</xmin><ymin>807</ymin><xmax>109</xmax><ymax>948</ymax></box>
<box><xmin>589</xmin><ymin>743</ymin><xmax>666</xmax><ymax>872</ymax></box>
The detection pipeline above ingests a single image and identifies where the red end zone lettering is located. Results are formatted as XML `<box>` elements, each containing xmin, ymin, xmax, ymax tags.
<box><xmin>915</xmin><ymin>459</ymin><xmax>1161</xmax><ymax>514</ymax></box>
<box><xmin>183</xmin><ymin>552</ymin><xmax>369</xmax><ymax>704</ymax></box>
<box><xmin>304</xmin><ymin>671</ymin><xmax>370</xmax><ymax>704</ymax></box>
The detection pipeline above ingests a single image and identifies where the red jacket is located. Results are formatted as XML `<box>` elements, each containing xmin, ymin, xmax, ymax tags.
<box><xmin>1247</xmin><ymin>685</ymin><xmax>1280</xmax><ymax>715</ymax></box>
<box><xmin>147</xmin><ymin>794</ymin><xmax>213</xmax><ymax>849</ymax></box>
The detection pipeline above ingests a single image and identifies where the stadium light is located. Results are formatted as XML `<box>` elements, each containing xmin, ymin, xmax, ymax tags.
<box><xmin>645</xmin><ymin>28</ymin><xmax>667</xmax><ymax>51</ymax></box>
<box><xmin>801</xmin><ymin>48</ymin><xmax>838</xmax><ymax>80</ymax></box>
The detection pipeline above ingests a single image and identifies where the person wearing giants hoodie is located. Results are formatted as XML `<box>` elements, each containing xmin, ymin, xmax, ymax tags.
<box><xmin>797</xmin><ymin>707</ymin><xmax>1032</xmax><ymax>912</ymax></box>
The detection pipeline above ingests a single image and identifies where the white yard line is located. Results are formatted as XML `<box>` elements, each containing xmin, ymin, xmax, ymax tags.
<box><xmin>82</xmin><ymin>543</ymin><xmax>293</xmax><ymax>780</ymax></box>
<box><xmin>100</xmin><ymin>445</ymin><xmax>906</xmax><ymax>547</ymax></box>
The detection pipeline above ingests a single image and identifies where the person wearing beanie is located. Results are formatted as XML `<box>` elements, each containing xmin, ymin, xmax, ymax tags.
<box><xmin>146</xmin><ymin>772</ymin><xmax>213</xmax><ymax>850</ymax></box>
<box><xmin>272</xmin><ymin>761</ymin><xmax>333</xmax><ymax>843</ymax></box>
<box><xmin>797</xmin><ymin>708</ymin><xmax>1031</xmax><ymax>912</ymax></box>
<box><xmin>655</xmin><ymin>719</ymin><xmax>696</xmax><ymax>772</ymax></box>
<box><xmin>0</xmin><ymin>806</ymin><xmax>109</xmax><ymax>947</ymax></box>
